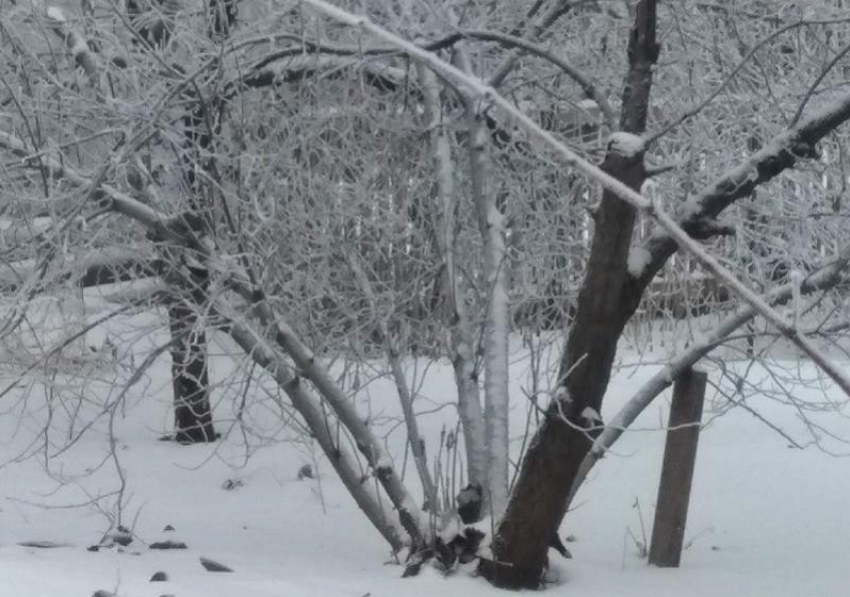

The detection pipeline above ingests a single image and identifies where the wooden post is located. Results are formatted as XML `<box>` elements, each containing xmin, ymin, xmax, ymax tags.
<box><xmin>648</xmin><ymin>366</ymin><xmax>707</xmax><ymax>567</ymax></box>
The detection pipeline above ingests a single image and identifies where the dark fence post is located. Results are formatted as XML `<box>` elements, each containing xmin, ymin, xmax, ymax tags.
<box><xmin>648</xmin><ymin>366</ymin><xmax>708</xmax><ymax>567</ymax></box>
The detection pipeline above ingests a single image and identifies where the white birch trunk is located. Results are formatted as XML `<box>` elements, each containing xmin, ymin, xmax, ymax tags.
<box><xmin>418</xmin><ymin>66</ymin><xmax>488</xmax><ymax>493</ymax></box>
<box><xmin>468</xmin><ymin>108</ymin><xmax>511</xmax><ymax>517</ymax></box>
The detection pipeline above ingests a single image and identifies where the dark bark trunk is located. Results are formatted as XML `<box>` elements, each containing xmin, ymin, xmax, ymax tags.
<box><xmin>155</xmin><ymin>211</ymin><xmax>216</xmax><ymax>444</ymax></box>
<box><xmin>481</xmin><ymin>150</ymin><xmax>647</xmax><ymax>589</ymax></box>
<box><xmin>146</xmin><ymin>215</ymin><xmax>217</xmax><ymax>445</ymax></box>
<box><xmin>163</xmin><ymin>0</ymin><xmax>235</xmax><ymax>443</ymax></box>
<box><xmin>169</xmin><ymin>300</ymin><xmax>216</xmax><ymax>443</ymax></box>
<box><xmin>482</xmin><ymin>2</ymin><xmax>659</xmax><ymax>588</ymax></box>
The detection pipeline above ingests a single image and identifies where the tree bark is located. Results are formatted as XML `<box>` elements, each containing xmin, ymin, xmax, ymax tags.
<box><xmin>223</xmin><ymin>311</ymin><xmax>407</xmax><ymax>551</ymax></box>
<box><xmin>169</xmin><ymin>298</ymin><xmax>216</xmax><ymax>443</ymax></box>
<box><xmin>419</xmin><ymin>66</ymin><xmax>488</xmax><ymax>494</ymax></box>
<box><xmin>165</xmin><ymin>0</ymin><xmax>232</xmax><ymax>445</ymax></box>
<box><xmin>482</xmin><ymin>1</ymin><xmax>659</xmax><ymax>587</ymax></box>
<box><xmin>469</xmin><ymin>109</ymin><xmax>511</xmax><ymax>517</ymax></box>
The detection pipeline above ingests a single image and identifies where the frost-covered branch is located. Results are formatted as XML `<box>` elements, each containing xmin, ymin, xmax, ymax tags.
<box><xmin>40</xmin><ymin>3</ymin><xmax>100</xmax><ymax>88</ymax></box>
<box><xmin>0</xmin><ymin>124</ymin><xmax>426</xmax><ymax>548</ymax></box>
<box><xmin>220</xmin><ymin>306</ymin><xmax>408</xmax><ymax>552</ymax></box>
<box><xmin>231</xmin><ymin>296</ymin><xmax>426</xmax><ymax>544</ymax></box>
<box><xmin>487</xmin><ymin>0</ymin><xmax>580</xmax><ymax>88</ymax></box>
<box><xmin>434</xmin><ymin>30</ymin><xmax>615</xmax><ymax>128</ymax></box>
<box><xmin>344</xmin><ymin>249</ymin><xmax>439</xmax><ymax>514</ymax></box>
<box><xmin>645</xmin><ymin>15</ymin><xmax>850</xmax><ymax>145</ymax></box>
<box><xmin>636</xmin><ymin>92</ymin><xmax>850</xmax><ymax>287</ymax></box>
<box><xmin>569</xmin><ymin>241</ymin><xmax>850</xmax><ymax>505</ymax></box>
<box><xmin>300</xmin><ymin>0</ymin><xmax>850</xmax><ymax>398</ymax></box>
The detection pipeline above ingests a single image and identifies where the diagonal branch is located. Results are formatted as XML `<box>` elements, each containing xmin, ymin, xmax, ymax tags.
<box><xmin>0</xmin><ymin>126</ymin><xmax>426</xmax><ymax>548</ymax></box>
<box><xmin>300</xmin><ymin>0</ymin><xmax>850</xmax><ymax>399</ymax></box>
<box><xmin>488</xmin><ymin>0</ymin><xmax>582</xmax><ymax>88</ymax></box>
<box><xmin>634</xmin><ymin>93</ymin><xmax>850</xmax><ymax>291</ymax></box>
<box><xmin>569</xmin><ymin>241</ymin><xmax>850</xmax><ymax>506</ymax></box>
<box><xmin>452</xmin><ymin>30</ymin><xmax>615</xmax><ymax>128</ymax></box>
<box><xmin>220</xmin><ymin>306</ymin><xmax>408</xmax><ymax>551</ymax></box>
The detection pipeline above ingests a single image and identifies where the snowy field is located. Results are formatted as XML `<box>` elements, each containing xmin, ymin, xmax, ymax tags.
<box><xmin>1</xmin><ymin>293</ymin><xmax>849</xmax><ymax>597</ymax></box>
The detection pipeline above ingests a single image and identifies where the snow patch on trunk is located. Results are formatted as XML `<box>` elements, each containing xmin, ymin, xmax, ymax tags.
<box><xmin>628</xmin><ymin>247</ymin><xmax>652</xmax><ymax>278</ymax></box>
<box><xmin>607</xmin><ymin>132</ymin><xmax>645</xmax><ymax>158</ymax></box>
<box><xmin>581</xmin><ymin>406</ymin><xmax>603</xmax><ymax>424</ymax></box>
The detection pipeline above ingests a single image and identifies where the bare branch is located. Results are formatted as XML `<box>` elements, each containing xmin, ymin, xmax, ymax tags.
<box><xmin>300</xmin><ymin>0</ymin><xmax>850</xmax><ymax>398</ymax></box>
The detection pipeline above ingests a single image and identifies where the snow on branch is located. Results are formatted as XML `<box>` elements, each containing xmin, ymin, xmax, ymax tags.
<box><xmin>41</xmin><ymin>4</ymin><xmax>100</xmax><ymax>87</ymax></box>
<box><xmin>627</xmin><ymin>246</ymin><xmax>652</xmax><ymax>278</ymax></box>
<box><xmin>299</xmin><ymin>0</ymin><xmax>850</xmax><ymax>399</ymax></box>
<box><xmin>607</xmin><ymin>132</ymin><xmax>645</xmax><ymax>159</ymax></box>
<box><xmin>0</xmin><ymin>123</ymin><xmax>427</xmax><ymax>549</ymax></box>
<box><xmin>637</xmin><ymin>92</ymin><xmax>850</xmax><ymax>287</ymax></box>
<box><xmin>567</xmin><ymin>240</ymin><xmax>850</xmax><ymax>505</ymax></box>
<box><xmin>235</xmin><ymin>54</ymin><xmax>408</xmax><ymax>93</ymax></box>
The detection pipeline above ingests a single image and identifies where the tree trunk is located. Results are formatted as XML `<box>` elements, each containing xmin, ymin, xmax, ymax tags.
<box><xmin>169</xmin><ymin>299</ymin><xmax>216</xmax><ymax>443</ymax></box>
<box><xmin>482</xmin><ymin>1</ymin><xmax>659</xmax><ymax>587</ymax></box>
<box><xmin>165</xmin><ymin>0</ymin><xmax>232</xmax><ymax>444</ymax></box>
<box><xmin>482</xmin><ymin>148</ymin><xmax>647</xmax><ymax>588</ymax></box>
<box><xmin>418</xmin><ymin>65</ymin><xmax>489</xmax><ymax>494</ymax></box>
<box><xmin>469</xmin><ymin>109</ymin><xmax>511</xmax><ymax>517</ymax></box>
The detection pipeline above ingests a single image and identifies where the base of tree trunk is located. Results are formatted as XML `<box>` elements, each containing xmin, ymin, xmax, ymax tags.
<box><xmin>480</xmin><ymin>416</ymin><xmax>593</xmax><ymax>589</ymax></box>
<box><xmin>173</xmin><ymin>423</ymin><xmax>217</xmax><ymax>444</ymax></box>
<box><xmin>477</xmin><ymin>556</ymin><xmax>544</xmax><ymax>590</ymax></box>
<box><xmin>173</xmin><ymin>390</ymin><xmax>217</xmax><ymax>443</ymax></box>
<box><xmin>170</xmin><ymin>304</ymin><xmax>216</xmax><ymax>444</ymax></box>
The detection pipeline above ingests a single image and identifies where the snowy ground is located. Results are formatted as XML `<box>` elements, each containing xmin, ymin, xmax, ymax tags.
<box><xmin>1</xmin><ymin>294</ymin><xmax>849</xmax><ymax>596</ymax></box>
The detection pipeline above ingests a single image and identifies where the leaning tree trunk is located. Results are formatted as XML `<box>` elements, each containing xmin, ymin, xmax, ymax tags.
<box><xmin>482</xmin><ymin>1</ymin><xmax>660</xmax><ymax>588</ymax></box>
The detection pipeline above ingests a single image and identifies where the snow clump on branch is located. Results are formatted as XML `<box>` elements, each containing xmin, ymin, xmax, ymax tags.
<box><xmin>607</xmin><ymin>132</ymin><xmax>645</xmax><ymax>158</ymax></box>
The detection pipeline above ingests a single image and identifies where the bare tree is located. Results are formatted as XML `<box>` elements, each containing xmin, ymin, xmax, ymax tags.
<box><xmin>4</xmin><ymin>0</ymin><xmax>850</xmax><ymax>588</ymax></box>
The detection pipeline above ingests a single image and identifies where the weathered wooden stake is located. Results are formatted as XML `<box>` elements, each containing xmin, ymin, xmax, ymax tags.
<box><xmin>648</xmin><ymin>365</ymin><xmax>707</xmax><ymax>567</ymax></box>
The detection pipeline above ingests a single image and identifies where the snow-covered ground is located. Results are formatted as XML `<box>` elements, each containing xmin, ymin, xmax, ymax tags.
<box><xmin>1</xmin><ymin>294</ymin><xmax>849</xmax><ymax>597</ymax></box>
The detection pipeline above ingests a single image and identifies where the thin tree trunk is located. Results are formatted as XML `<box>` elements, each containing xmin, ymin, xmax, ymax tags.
<box><xmin>469</xmin><ymin>109</ymin><xmax>511</xmax><ymax>517</ymax></box>
<box><xmin>419</xmin><ymin>65</ymin><xmax>488</xmax><ymax>494</ymax></box>
<box><xmin>158</xmin><ymin>213</ymin><xmax>216</xmax><ymax>444</ymax></box>
<box><xmin>166</xmin><ymin>230</ymin><xmax>214</xmax><ymax>443</ymax></box>
<box><xmin>345</xmin><ymin>251</ymin><xmax>439</xmax><ymax>513</ymax></box>
<box><xmin>482</xmin><ymin>2</ymin><xmax>659</xmax><ymax>587</ymax></box>
<box><xmin>165</xmin><ymin>0</ymin><xmax>234</xmax><ymax>444</ymax></box>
